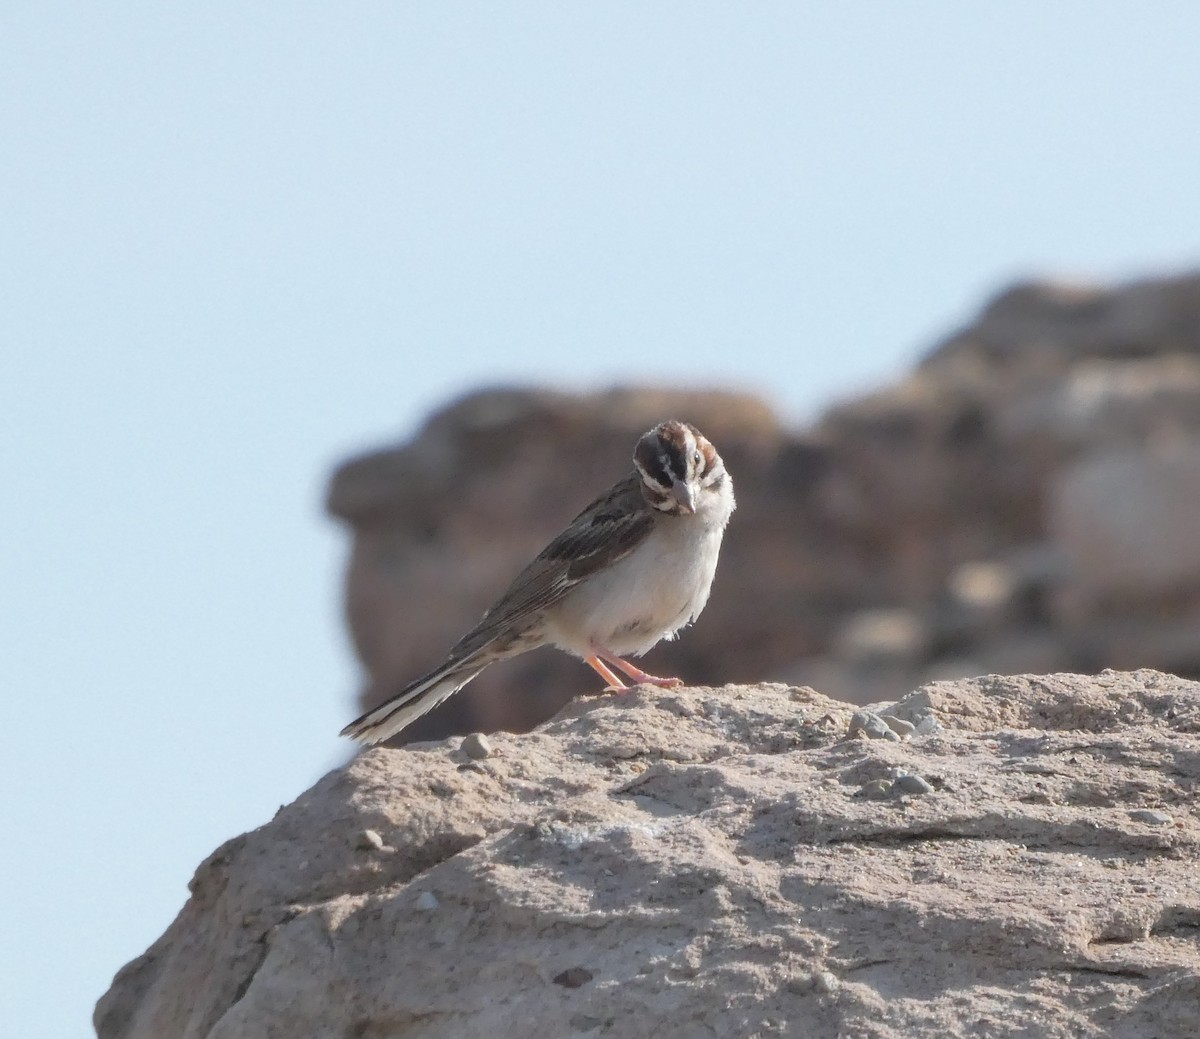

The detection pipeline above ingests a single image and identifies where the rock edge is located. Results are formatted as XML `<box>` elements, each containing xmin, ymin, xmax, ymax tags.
<box><xmin>96</xmin><ymin>670</ymin><xmax>1200</xmax><ymax>1039</ymax></box>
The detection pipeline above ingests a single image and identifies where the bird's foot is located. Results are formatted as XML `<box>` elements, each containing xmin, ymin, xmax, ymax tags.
<box><xmin>626</xmin><ymin>672</ymin><xmax>684</xmax><ymax>689</ymax></box>
<box><xmin>584</xmin><ymin>655</ymin><xmax>628</xmax><ymax>692</ymax></box>
<box><xmin>592</xmin><ymin>647</ymin><xmax>684</xmax><ymax>689</ymax></box>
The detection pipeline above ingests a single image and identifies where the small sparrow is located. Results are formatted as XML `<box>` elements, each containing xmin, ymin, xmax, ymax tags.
<box><xmin>340</xmin><ymin>420</ymin><xmax>735</xmax><ymax>745</ymax></box>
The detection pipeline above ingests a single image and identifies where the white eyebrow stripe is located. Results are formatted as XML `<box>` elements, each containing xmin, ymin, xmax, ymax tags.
<box><xmin>634</xmin><ymin>459</ymin><xmax>672</xmax><ymax>493</ymax></box>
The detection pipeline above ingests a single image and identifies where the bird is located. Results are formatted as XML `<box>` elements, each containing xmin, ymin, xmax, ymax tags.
<box><xmin>340</xmin><ymin>419</ymin><xmax>736</xmax><ymax>746</ymax></box>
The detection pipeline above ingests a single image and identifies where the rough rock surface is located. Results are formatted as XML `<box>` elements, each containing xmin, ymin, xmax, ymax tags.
<box><xmin>328</xmin><ymin>271</ymin><xmax>1200</xmax><ymax>742</ymax></box>
<box><xmin>97</xmin><ymin>670</ymin><xmax>1200</xmax><ymax>1039</ymax></box>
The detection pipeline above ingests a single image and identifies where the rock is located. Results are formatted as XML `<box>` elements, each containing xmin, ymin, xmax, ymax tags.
<box><xmin>880</xmin><ymin>690</ymin><xmax>936</xmax><ymax>725</ymax></box>
<box><xmin>848</xmin><ymin>710</ymin><xmax>901</xmax><ymax>741</ymax></box>
<box><xmin>1051</xmin><ymin>440</ymin><xmax>1200</xmax><ymax>606</ymax></box>
<box><xmin>859</xmin><ymin>779</ymin><xmax>894</xmax><ymax>800</ymax></box>
<box><xmin>913</xmin><ymin>714</ymin><xmax>941</xmax><ymax>736</ymax></box>
<box><xmin>812</xmin><ymin>970</ymin><xmax>841</xmax><ymax>995</ymax></box>
<box><xmin>835</xmin><ymin>609</ymin><xmax>929</xmax><ymax>665</ymax></box>
<box><xmin>893</xmin><ymin>773</ymin><xmax>935</xmax><ymax>795</ymax></box>
<box><xmin>947</xmin><ymin>561</ymin><xmax>1020</xmax><ymax>613</ymax></box>
<box><xmin>96</xmin><ymin>671</ymin><xmax>1200</xmax><ymax>1039</ymax></box>
<box><xmin>1018</xmin><ymin>356</ymin><xmax>1200</xmax><ymax>449</ymax></box>
<box><xmin>460</xmin><ymin>733</ymin><xmax>492</xmax><ymax>760</ymax></box>
<box><xmin>922</xmin><ymin>273</ymin><xmax>1200</xmax><ymax>366</ymax></box>
<box><xmin>882</xmin><ymin>716</ymin><xmax>916</xmax><ymax>738</ymax></box>
<box><xmin>552</xmin><ymin>967</ymin><xmax>594</xmax><ymax>989</ymax></box>
<box><xmin>1128</xmin><ymin>809</ymin><xmax>1173</xmax><ymax>827</ymax></box>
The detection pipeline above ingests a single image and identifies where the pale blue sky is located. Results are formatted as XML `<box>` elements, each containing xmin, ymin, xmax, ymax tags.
<box><xmin>4</xmin><ymin>5</ymin><xmax>1199</xmax><ymax>1035</ymax></box>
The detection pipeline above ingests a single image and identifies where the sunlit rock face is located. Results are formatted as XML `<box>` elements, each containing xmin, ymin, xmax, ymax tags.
<box><xmin>96</xmin><ymin>670</ymin><xmax>1200</xmax><ymax>1039</ymax></box>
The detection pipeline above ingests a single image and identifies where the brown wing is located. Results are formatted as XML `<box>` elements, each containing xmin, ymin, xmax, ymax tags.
<box><xmin>445</xmin><ymin>475</ymin><xmax>654</xmax><ymax>660</ymax></box>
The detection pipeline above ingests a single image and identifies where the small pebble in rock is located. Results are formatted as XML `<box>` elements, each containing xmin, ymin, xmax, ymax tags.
<box><xmin>414</xmin><ymin>892</ymin><xmax>440</xmax><ymax>911</ymax></box>
<box><xmin>860</xmin><ymin>779</ymin><xmax>894</xmax><ymax>800</ymax></box>
<box><xmin>848</xmin><ymin>711</ymin><xmax>901</xmax><ymax>741</ymax></box>
<box><xmin>461</xmin><ymin>732</ymin><xmax>492</xmax><ymax>760</ymax></box>
<box><xmin>882</xmin><ymin>716</ymin><xmax>916</xmax><ymax>738</ymax></box>
<box><xmin>914</xmin><ymin>715</ymin><xmax>941</xmax><ymax>736</ymax></box>
<box><xmin>785</xmin><ymin>972</ymin><xmax>813</xmax><ymax>994</ymax></box>
<box><xmin>894</xmin><ymin>773</ymin><xmax>935</xmax><ymax>795</ymax></box>
<box><xmin>569</xmin><ymin>1015</ymin><xmax>604</xmax><ymax>1033</ymax></box>
<box><xmin>813</xmin><ymin>970</ymin><xmax>840</xmax><ymax>993</ymax></box>
<box><xmin>1128</xmin><ymin>809</ymin><xmax>1173</xmax><ymax>826</ymax></box>
<box><xmin>354</xmin><ymin>829</ymin><xmax>385</xmax><ymax>851</ymax></box>
<box><xmin>553</xmin><ymin>967</ymin><xmax>594</xmax><ymax>988</ymax></box>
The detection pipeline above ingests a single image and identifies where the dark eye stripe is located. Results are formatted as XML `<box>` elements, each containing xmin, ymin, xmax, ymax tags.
<box><xmin>664</xmin><ymin>446</ymin><xmax>689</xmax><ymax>483</ymax></box>
<box><xmin>633</xmin><ymin>440</ymin><xmax>672</xmax><ymax>490</ymax></box>
<box><xmin>651</xmin><ymin>456</ymin><xmax>674</xmax><ymax>487</ymax></box>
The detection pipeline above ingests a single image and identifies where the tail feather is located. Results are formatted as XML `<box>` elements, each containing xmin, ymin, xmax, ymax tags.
<box><xmin>340</xmin><ymin>661</ymin><xmax>485</xmax><ymax>746</ymax></box>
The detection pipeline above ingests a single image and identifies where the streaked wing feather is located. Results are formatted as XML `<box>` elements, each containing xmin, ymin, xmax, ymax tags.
<box><xmin>446</xmin><ymin>476</ymin><xmax>652</xmax><ymax>659</ymax></box>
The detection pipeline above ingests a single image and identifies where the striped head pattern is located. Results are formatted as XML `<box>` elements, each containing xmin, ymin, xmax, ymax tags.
<box><xmin>633</xmin><ymin>420</ymin><xmax>728</xmax><ymax>515</ymax></box>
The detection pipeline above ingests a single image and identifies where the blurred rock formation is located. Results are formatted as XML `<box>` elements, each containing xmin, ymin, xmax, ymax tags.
<box><xmin>327</xmin><ymin>271</ymin><xmax>1200</xmax><ymax>741</ymax></box>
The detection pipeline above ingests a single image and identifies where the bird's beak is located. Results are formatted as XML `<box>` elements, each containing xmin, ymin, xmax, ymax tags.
<box><xmin>671</xmin><ymin>479</ymin><xmax>697</xmax><ymax>514</ymax></box>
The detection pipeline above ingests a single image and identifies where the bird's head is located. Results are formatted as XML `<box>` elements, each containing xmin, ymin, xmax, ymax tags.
<box><xmin>633</xmin><ymin>420</ymin><xmax>731</xmax><ymax>516</ymax></box>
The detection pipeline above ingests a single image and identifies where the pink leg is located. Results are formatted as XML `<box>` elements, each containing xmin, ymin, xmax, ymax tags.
<box><xmin>593</xmin><ymin>646</ymin><xmax>683</xmax><ymax>689</ymax></box>
<box><xmin>584</xmin><ymin>655</ymin><xmax>627</xmax><ymax>692</ymax></box>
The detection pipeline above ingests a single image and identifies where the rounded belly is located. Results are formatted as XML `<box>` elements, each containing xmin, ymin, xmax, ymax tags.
<box><xmin>544</xmin><ymin>544</ymin><xmax>711</xmax><ymax>658</ymax></box>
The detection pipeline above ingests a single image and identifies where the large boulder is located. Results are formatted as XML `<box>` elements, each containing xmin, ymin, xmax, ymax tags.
<box><xmin>96</xmin><ymin>671</ymin><xmax>1200</xmax><ymax>1039</ymax></box>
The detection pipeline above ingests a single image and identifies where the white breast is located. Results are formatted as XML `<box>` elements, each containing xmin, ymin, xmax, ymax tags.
<box><xmin>543</xmin><ymin>480</ymin><xmax>734</xmax><ymax>659</ymax></box>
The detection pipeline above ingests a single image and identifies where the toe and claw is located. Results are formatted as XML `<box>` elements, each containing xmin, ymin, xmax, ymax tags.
<box><xmin>584</xmin><ymin>647</ymin><xmax>683</xmax><ymax>693</ymax></box>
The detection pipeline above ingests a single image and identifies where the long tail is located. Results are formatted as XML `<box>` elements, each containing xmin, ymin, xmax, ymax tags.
<box><xmin>340</xmin><ymin>658</ymin><xmax>486</xmax><ymax>746</ymax></box>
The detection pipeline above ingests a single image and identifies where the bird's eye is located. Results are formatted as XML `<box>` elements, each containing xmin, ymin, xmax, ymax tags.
<box><xmin>693</xmin><ymin>450</ymin><xmax>702</xmax><ymax>469</ymax></box>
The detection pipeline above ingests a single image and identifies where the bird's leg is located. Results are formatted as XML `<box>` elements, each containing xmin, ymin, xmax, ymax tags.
<box><xmin>592</xmin><ymin>646</ymin><xmax>684</xmax><ymax>689</ymax></box>
<box><xmin>584</xmin><ymin>655</ymin><xmax>628</xmax><ymax>692</ymax></box>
